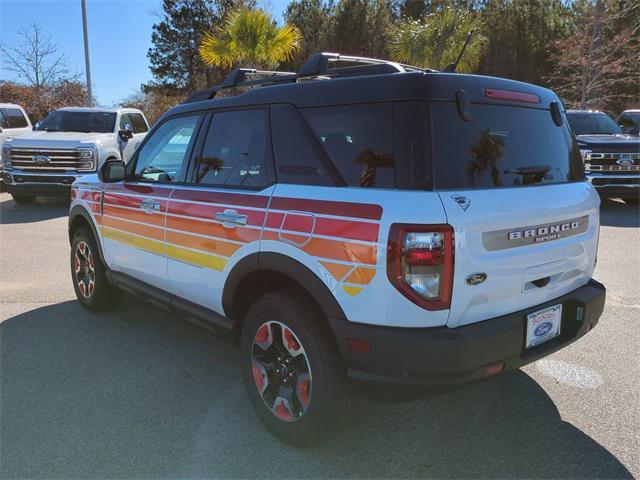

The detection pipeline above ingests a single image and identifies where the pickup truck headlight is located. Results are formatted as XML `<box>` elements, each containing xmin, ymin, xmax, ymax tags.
<box><xmin>1</xmin><ymin>146</ymin><xmax>11</xmax><ymax>168</ymax></box>
<box><xmin>76</xmin><ymin>147</ymin><xmax>97</xmax><ymax>172</ymax></box>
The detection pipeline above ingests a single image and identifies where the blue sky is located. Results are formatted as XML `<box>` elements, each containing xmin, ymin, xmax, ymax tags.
<box><xmin>0</xmin><ymin>0</ymin><xmax>289</xmax><ymax>106</ymax></box>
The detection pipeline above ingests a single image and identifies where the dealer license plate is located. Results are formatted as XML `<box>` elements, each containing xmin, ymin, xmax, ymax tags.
<box><xmin>526</xmin><ymin>304</ymin><xmax>562</xmax><ymax>349</ymax></box>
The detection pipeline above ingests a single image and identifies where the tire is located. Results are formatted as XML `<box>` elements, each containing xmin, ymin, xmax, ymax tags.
<box><xmin>240</xmin><ymin>290</ymin><xmax>350</xmax><ymax>446</ymax></box>
<box><xmin>11</xmin><ymin>194</ymin><xmax>35</xmax><ymax>203</ymax></box>
<box><xmin>70</xmin><ymin>227</ymin><xmax>121</xmax><ymax>311</ymax></box>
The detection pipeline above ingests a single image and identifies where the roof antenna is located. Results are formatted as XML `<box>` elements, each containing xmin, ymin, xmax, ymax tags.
<box><xmin>442</xmin><ymin>30</ymin><xmax>474</xmax><ymax>73</ymax></box>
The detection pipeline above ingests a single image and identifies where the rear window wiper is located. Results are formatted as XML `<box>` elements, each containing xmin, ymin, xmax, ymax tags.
<box><xmin>504</xmin><ymin>165</ymin><xmax>551</xmax><ymax>175</ymax></box>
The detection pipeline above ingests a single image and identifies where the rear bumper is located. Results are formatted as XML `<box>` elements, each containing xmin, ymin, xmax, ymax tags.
<box><xmin>2</xmin><ymin>170</ymin><xmax>77</xmax><ymax>196</ymax></box>
<box><xmin>329</xmin><ymin>279</ymin><xmax>606</xmax><ymax>386</ymax></box>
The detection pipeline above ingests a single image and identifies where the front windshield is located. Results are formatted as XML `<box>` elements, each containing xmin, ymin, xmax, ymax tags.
<box><xmin>36</xmin><ymin>111</ymin><xmax>116</xmax><ymax>134</ymax></box>
<box><xmin>566</xmin><ymin>112</ymin><xmax>622</xmax><ymax>135</ymax></box>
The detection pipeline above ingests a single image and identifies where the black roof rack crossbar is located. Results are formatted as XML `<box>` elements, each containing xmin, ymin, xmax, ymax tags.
<box><xmin>220</xmin><ymin>68</ymin><xmax>296</xmax><ymax>88</ymax></box>
<box><xmin>298</xmin><ymin>52</ymin><xmax>408</xmax><ymax>77</ymax></box>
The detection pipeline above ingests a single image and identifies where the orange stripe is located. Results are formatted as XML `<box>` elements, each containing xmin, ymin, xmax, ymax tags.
<box><xmin>345</xmin><ymin>267</ymin><xmax>377</xmax><ymax>285</ymax></box>
<box><xmin>263</xmin><ymin>232</ymin><xmax>377</xmax><ymax>265</ymax></box>
<box><xmin>319</xmin><ymin>262</ymin><xmax>352</xmax><ymax>281</ymax></box>
<box><xmin>102</xmin><ymin>215</ymin><xmax>164</xmax><ymax>241</ymax></box>
<box><xmin>167</xmin><ymin>216</ymin><xmax>258</xmax><ymax>244</ymax></box>
<box><xmin>166</xmin><ymin>230</ymin><xmax>241</xmax><ymax>257</ymax></box>
<box><xmin>103</xmin><ymin>204</ymin><xmax>165</xmax><ymax>227</ymax></box>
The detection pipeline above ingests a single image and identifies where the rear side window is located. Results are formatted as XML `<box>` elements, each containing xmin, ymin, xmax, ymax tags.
<box><xmin>271</xmin><ymin>104</ymin><xmax>333</xmax><ymax>186</ymax></box>
<box><xmin>432</xmin><ymin>103</ymin><xmax>583</xmax><ymax>189</ymax></box>
<box><xmin>130</xmin><ymin>113</ymin><xmax>149</xmax><ymax>133</ymax></box>
<box><xmin>1</xmin><ymin>108</ymin><xmax>29</xmax><ymax>128</ymax></box>
<box><xmin>302</xmin><ymin>103</ymin><xmax>395</xmax><ymax>188</ymax></box>
<box><xmin>195</xmin><ymin>109</ymin><xmax>269</xmax><ymax>188</ymax></box>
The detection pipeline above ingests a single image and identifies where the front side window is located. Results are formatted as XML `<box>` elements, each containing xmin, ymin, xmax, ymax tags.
<box><xmin>133</xmin><ymin>115</ymin><xmax>200</xmax><ymax>183</ymax></box>
<box><xmin>129</xmin><ymin>113</ymin><xmax>149</xmax><ymax>133</ymax></box>
<box><xmin>302</xmin><ymin>103</ymin><xmax>395</xmax><ymax>188</ymax></box>
<box><xmin>119</xmin><ymin>114</ymin><xmax>132</xmax><ymax>130</ymax></box>
<box><xmin>195</xmin><ymin>109</ymin><xmax>269</xmax><ymax>188</ymax></box>
<box><xmin>36</xmin><ymin>110</ymin><xmax>116</xmax><ymax>134</ymax></box>
<box><xmin>1</xmin><ymin>108</ymin><xmax>29</xmax><ymax>128</ymax></box>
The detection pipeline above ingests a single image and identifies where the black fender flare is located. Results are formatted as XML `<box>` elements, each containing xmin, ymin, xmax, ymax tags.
<box><xmin>68</xmin><ymin>205</ymin><xmax>106</xmax><ymax>264</ymax></box>
<box><xmin>222</xmin><ymin>252</ymin><xmax>347</xmax><ymax>321</ymax></box>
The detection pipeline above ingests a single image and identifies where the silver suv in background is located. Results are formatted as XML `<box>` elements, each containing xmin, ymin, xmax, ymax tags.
<box><xmin>1</xmin><ymin>107</ymin><xmax>148</xmax><ymax>203</ymax></box>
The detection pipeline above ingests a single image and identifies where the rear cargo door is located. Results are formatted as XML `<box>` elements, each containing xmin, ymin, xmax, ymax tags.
<box><xmin>430</xmin><ymin>100</ymin><xmax>600</xmax><ymax>328</ymax></box>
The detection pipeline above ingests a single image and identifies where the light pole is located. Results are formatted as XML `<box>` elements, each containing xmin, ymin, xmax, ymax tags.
<box><xmin>81</xmin><ymin>0</ymin><xmax>93</xmax><ymax>107</ymax></box>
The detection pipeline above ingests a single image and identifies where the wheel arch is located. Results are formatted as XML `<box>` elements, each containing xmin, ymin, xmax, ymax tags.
<box><xmin>223</xmin><ymin>252</ymin><xmax>347</xmax><ymax>332</ymax></box>
<box><xmin>68</xmin><ymin>205</ymin><xmax>105</xmax><ymax>264</ymax></box>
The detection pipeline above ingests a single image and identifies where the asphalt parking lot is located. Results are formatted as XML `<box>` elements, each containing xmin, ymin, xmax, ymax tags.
<box><xmin>1</xmin><ymin>192</ymin><xmax>638</xmax><ymax>479</ymax></box>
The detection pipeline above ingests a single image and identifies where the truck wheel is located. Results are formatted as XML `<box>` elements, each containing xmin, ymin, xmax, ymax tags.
<box><xmin>12</xmin><ymin>194</ymin><xmax>35</xmax><ymax>204</ymax></box>
<box><xmin>240</xmin><ymin>291</ymin><xmax>350</xmax><ymax>446</ymax></box>
<box><xmin>71</xmin><ymin>227</ymin><xmax>121</xmax><ymax>311</ymax></box>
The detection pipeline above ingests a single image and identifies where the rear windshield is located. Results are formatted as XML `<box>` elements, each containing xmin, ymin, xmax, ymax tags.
<box><xmin>433</xmin><ymin>103</ymin><xmax>583</xmax><ymax>189</ymax></box>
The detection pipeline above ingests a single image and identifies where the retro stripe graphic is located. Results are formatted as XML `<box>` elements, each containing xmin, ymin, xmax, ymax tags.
<box><xmin>74</xmin><ymin>185</ymin><xmax>383</xmax><ymax>296</ymax></box>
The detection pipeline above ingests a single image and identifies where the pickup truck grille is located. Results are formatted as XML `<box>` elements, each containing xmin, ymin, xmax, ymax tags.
<box><xmin>9</xmin><ymin>148</ymin><xmax>92</xmax><ymax>172</ymax></box>
<box><xmin>585</xmin><ymin>152</ymin><xmax>640</xmax><ymax>173</ymax></box>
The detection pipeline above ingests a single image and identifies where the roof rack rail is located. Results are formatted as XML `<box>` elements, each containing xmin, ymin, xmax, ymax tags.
<box><xmin>298</xmin><ymin>52</ymin><xmax>407</xmax><ymax>76</ymax></box>
<box><xmin>182</xmin><ymin>52</ymin><xmax>434</xmax><ymax>104</ymax></box>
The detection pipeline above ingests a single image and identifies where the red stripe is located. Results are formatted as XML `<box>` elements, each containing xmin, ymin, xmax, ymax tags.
<box><xmin>104</xmin><ymin>193</ymin><xmax>169</xmax><ymax>210</ymax></box>
<box><xmin>106</xmin><ymin>183</ymin><xmax>173</xmax><ymax>198</ymax></box>
<box><xmin>167</xmin><ymin>202</ymin><xmax>265</xmax><ymax>227</ymax></box>
<box><xmin>265</xmin><ymin>212</ymin><xmax>379</xmax><ymax>242</ymax></box>
<box><xmin>171</xmin><ymin>189</ymin><xmax>269</xmax><ymax>209</ymax></box>
<box><xmin>270</xmin><ymin>197</ymin><xmax>382</xmax><ymax>221</ymax></box>
<box><xmin>78</xmin><ymin>190</ymin><xmax>101</xmax><ymax>203</ymax></box>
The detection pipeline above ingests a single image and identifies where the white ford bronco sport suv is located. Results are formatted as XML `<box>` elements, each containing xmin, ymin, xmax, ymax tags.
<box><xmin>2</xmin><ymin>107</ymin><xmax>148</xmax><ymax>203</ymax></box>
<box><xmin>67</xmin><ymin>54</ymin><xmax>606</xmax><ymax>445</ymax></box>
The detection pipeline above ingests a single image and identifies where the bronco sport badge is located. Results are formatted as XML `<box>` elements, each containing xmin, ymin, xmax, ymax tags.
<box><xmin>482</xmin><ymin>216</ymin><xmax>589</xmax><ymax>251</ymax></box>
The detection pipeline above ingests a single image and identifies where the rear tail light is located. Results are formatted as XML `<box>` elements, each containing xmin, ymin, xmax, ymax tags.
<box><xmin>387</xmin><ymin>224</ymin><xmax>454</xmax><ymax>310</ymax></box>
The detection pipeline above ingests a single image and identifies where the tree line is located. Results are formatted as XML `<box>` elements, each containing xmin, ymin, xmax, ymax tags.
<box><xmin>1</xmin><ymin>0</ymin><xmax>637</xmax><ymax>125</ymax></box>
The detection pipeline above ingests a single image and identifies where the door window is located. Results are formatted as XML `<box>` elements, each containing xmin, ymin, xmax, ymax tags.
<box><xmin>195</xmin><ymin>109</ymin><xmax>269</xmax><ymax>188</ymax></box>
<box><xmin>129</xmin><ymin>113</ymin><xmax>149</xmax><ymax>133</ymax></box>
<box><xmin>119</xmin><ymin>113</ymin><xmax>132</xmax><ymax>130</ymax></box>
<box><xmin>133</xmin><ymin>115</ymin><xmax>200</xmax><ymax>183</ymax></box>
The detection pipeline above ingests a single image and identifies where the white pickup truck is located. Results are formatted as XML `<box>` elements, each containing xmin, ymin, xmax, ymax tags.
<box><xmin>1</xmin><ymin>107</ymin><xmax>148</xmax><ymax>203</ymax></box>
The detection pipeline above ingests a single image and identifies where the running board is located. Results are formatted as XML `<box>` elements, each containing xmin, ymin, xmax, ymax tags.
<box><xmin>106</xmin><ymin>270</ymin><xmax>236</xmax><ymax>342</ymax></box>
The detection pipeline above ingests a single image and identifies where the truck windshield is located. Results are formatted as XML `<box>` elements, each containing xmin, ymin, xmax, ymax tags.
<box><xmin>432</xmin><ymin>103</ymin><xmax>583</xmax><ymax>189</ymax></box>
<box><xmin>36</xmin><ymin>111</ymin><xmax>116</xmax><ymax>134</ymax></box>
<box><xmin>566</xmin><ymin>112</ymin><xmax>622</xmax><ymax>135</ymax></box>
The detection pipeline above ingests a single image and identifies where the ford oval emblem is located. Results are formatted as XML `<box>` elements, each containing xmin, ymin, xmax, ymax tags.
<box><xmin>616</xmin><ymin>158</ymin><xmax>633</xmax><ymax>167</ymax></box>
<box><xmin>465</xmin><ymin>272</ymin><xmax>487</xmax><ymax>285</ymax></box>
<box><xmin>534</xmin><ymin>322</ymin><xmax>553</xmax><ymax>337</ymax></box>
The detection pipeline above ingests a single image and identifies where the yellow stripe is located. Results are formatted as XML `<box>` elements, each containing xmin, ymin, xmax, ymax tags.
<box><xmin>166</xmin><ymin>245</ymin><xmax>228</xmax><ymax>271</ymax></box>
<box><xmin>101</xmin><ymin>226</ymin><xmax>228</xmax><ymax>271</ymax></box>
<box><xmin>342</xmin><ymin>286</ymin><xmax>363</xmax><ymax>296</ymax></box>
<box><xmin>101</xmin><ymin>227</ymin><xmax>166</xmax><ymax>256</ymax></box>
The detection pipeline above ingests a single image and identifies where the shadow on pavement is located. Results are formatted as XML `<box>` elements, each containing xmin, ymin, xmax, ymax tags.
<box><xmin>599</xmin><ymin>198</ymin><xmax>639</xmax><ymax>228</ymax></box>
<box><xmin>0</xmin><ymin>299</ymin><xmax>632</xmax><ymax>479</ymax></box>
<box><xmin>0</xmin><ymin>194</ymin><xmax>69</xmax><ymax>225</ymax></box>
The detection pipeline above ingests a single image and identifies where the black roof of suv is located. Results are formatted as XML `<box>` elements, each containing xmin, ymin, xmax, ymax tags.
<box><xmin>167</xmin><ymin>52</ymin><xmax>559</xmax><ymax>118</ymax></box>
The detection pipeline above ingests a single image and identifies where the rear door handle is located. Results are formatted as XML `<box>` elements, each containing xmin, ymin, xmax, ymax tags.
<box><xmin>140</xmin><ymin>199</ymin><xmax>161</xmax><ymax>213</ymax></box>
<box><xmin>215</xmin><ymin>209</ymin><xmax>247</xmax><ymax>227</ymax></box>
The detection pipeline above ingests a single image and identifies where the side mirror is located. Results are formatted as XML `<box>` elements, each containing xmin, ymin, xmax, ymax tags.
<box><xmin>99</xmin><ymin>160</ymin><xmax>126</xmax><ymax>183</ymax></box>
<box><xmin>34</xmin><ymin>121</ymin><xmax>40</xmax><ymax>130</ymax></box>
<box><xmin>119</xmin><ymin>123</ymin><xmax>134</xmax><ymax>140</ymax></box>
<box><xmin>0</xmin><ymin>126</ymin><xmax>3</xmax><ymax>133</ymax></box>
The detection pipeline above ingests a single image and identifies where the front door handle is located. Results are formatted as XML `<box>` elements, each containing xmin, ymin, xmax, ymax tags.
<box><xmin>215</xmin><ymin>209</ymin><xmax>247</xmax><ymax>227</ymax></box>
<box><xmin>140</xmin><ymin>199</ymin><xmax>161</xmax><ymax>213</ymax></box>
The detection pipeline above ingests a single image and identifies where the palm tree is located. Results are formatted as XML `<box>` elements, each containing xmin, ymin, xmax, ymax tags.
<box><xmin>390</xmin><ymin>9</ymin><xmax>486</xmax><ymax>72</ymax></box>
<box><xmin>199</xmin><ymin>8</ymin><xmax>302</xmax><ymax>69</ymax></box>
